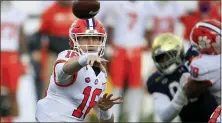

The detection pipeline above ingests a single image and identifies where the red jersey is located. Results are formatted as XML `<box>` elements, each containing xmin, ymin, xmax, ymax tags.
<box><xmin>39</xmin><ymin>2</ymin><xmax>77</xmax><ymax>37</ymax></box>
<box><xmin>180</xmin><ymin>5</ymin><xmax>220</xmax><ymax>41</ymax></box>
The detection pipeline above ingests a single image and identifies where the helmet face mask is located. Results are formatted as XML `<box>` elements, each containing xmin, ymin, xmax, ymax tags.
<box><xmin>151</xmin><ymin>33</ymin><xmax>184</xmax><ymax>75</ymax></box>
<box><xmin>69</xmin><ymin>19</ymin><xmax>107</xmax><ymax>57</ymax></box>
<box><xmin>153</xmin><ymin>49</ymin><xmax>183</xmax><ymax>75</ymax></box>
<box><xmin>70</xmin><ymin>32</ymin><xmax>106</xmax><ymax>56</ymax></box>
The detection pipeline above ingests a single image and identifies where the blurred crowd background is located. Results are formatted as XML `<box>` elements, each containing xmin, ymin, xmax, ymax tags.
<box><xmin>1</xmin><ymin>1</ymin><xmax>221</xmax><ymax>122</ymax></box>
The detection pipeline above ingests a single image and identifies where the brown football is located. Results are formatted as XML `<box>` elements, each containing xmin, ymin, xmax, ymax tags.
<box><xmin>72</xmin><ymin>0</ymin><xmax>100</xmax><ymax>19</ymax></box>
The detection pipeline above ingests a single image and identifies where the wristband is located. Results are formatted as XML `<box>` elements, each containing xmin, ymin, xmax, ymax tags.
<box><xmin>99</xmin><ymin>109</ymin><xmax>112</xmax><ymax>120</ymax></box>
<box><xmin>78</xmin><ymin>54</ymin><xmax>88</xmax><ymax>66</ymax></box>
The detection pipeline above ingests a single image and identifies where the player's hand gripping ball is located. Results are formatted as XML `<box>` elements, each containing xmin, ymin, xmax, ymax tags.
<box><xmin>72</xmin><ymin>0</ymin><xmax>100</xmax><ymax>19</ymax></box>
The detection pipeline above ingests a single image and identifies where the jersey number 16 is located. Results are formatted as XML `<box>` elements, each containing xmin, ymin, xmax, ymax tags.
<box><xmin>72</xmin><ymin>86</ymin><xmax>102</xmax><ymax>119</ymax></box>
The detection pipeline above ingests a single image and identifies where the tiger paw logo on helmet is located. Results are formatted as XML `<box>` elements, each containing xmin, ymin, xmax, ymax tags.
<box><xmin>190</xmin><ymin>19</ymin><xmax>221</xmax><ymax>55</ymax></box>
<box><xmin>212</xmin><ymin>35</ymin><xmax>221</xmax><ymax>54</ymax></box>
<box><xmin>198</xmin><ymin>36</ymin><xmax>211</xmax><ymax>49</ymax></box>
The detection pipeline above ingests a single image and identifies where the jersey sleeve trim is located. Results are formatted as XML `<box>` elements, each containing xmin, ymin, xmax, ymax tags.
<box><xmin>53</xmin><ymin>60</ymin><xmax>78</xmax><ymax>87</ymax></box>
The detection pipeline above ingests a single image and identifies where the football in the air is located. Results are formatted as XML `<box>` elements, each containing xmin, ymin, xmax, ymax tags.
<box><xmin>72</xmin><ymin>0</ymin><xmax>100</xmax><ymax>19</ymax></box>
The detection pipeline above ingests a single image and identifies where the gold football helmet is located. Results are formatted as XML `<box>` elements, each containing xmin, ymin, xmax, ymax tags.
<box><xmin>151</xmin><ymin>33</ymin><xmax>185</xmax><ymax>75</ymax></box>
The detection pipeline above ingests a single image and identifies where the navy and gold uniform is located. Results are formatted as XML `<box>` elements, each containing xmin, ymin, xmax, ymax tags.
<box><xmin>147</xmin><ymin>64</ymin><xmax>218</xmax><ymax>122</ymax></box>
<box><xmin>146</xmin><ymin>33</ymin><xmax>218</xmax><ymax>122</ymax></box>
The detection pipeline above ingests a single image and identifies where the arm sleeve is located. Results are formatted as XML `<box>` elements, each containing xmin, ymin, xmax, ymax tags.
<box><xmin>54</xmin><ymin>62</ymin><xmax>73</xmax><ymax>82</ymax></box>
<box><xmin>53</xmin><ymin>50</ymin><xmax>79</xmax><ymax>85</ymax></box>
<box><xmin>152</xmin><ymin>92</ymin><xmax>182</xmax><ymax>122</ymax></box>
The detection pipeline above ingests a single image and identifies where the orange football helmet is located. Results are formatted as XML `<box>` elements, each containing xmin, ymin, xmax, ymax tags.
<box><xmin>69</xmin><ymin>18</ymin><xmax>107</xmax><ymax>56</ymax></box>
<box><xmin>190</xmin><ymin>19</ymin><xmax>221</xmax><ymax>55</ymax></box>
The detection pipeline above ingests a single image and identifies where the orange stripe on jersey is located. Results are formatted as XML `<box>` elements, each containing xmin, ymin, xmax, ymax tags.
<box><xmin>208</xmin><ymin>105</ymin><xmax>221</xmax><ymax>123</ymax></box>
<box><xmin>53</xmin><ymin>60</ymin><xmax>78</xmax><ymax>87</ymax></box>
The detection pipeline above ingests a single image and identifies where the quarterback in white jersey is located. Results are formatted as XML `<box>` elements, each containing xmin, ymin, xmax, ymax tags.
<box><xmin>35</xmin><ymin>18</ymin><xmax>123</xmax><ymax>122</ymax></box>
<box><xmin>181</xmin><ymin>20</ymin><xmax>221</xmax><ymax>123</ymax></box>
<box><xmin>96</xmin><ymin>2</ymin><xmax>154</xmax><ymax>122</ymax></box>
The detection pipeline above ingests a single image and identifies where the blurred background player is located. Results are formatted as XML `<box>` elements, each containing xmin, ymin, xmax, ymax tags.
<box><xmin>181</xmin><ymin>19</ymin><xmax>221</xmax><ymax>123</ymax></box>
<box><xmin>1</xmin><ymin>1</ymin><xmax>30</xmax><ymax>122</ymax></box>
<box><xmin>146</xmin><ymin>1</ymin><xmax>185</xmax><ymax>48</ymax></box>
<box><xmin>179</xmin><ymin>1</ymin><xmax>221</xmax><ymax>51</ymax></box>
<box><xmin>146</xmin><ymin>33</ymin><xmax>218</xmax><ymax>122</ymax></box>
<box><xmin>96</xmin><ymin>1</ymin><xmax>154</xmax><ymax>122</ymax></box>
<box><xmin>29</xmin><ymin>1</ymin><xmax>78</xmax><ymax>99</ymax></box>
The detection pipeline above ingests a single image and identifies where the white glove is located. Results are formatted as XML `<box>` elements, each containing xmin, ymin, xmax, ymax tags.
<box><xmin>172</xmin><ymin>87</ymin><xmax>188</xmax><ymax>110</ymax></box>
<box><xmin>179</xmin><ymin>72</ymin><xmax>191</xmax><ymax>89</ymax></box>
<box><xmin>179</xmin><ymin>72</ymin><xmax>198</xmax><ymax>103</ymax></box>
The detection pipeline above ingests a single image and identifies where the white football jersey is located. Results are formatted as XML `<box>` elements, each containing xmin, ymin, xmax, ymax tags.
<box><xmin>1</xmin><ymin>7</ymin><xmax>26</xmax><ymax>51</ymax></box>
<box><xmin>100</xmin><ymin>1</ymin><xmax>151</xmax><ymax>48</ymax></box>
<box><xmin>189</xmin><ymin>54</ymin><xmax>221</xmax><ymax>103</ymax></box>
<box><xmin>147</xmin><ymin>1</ymin><xmax>185</xmax><ymax>39</ymax></box>
<box><xmin>35</xmin><ymin>50</ymin><xmax>107</xmax><ymax>122</ymax></box>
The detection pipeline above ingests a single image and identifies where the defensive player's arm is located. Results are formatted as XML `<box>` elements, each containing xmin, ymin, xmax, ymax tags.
<box><xmin>183</xmin><ymin>61</ymin><xmax>212</xmax><ymax>98</ymax></box>
<box><xmin>152</xmin><ymin>92</ymin><xmax>186</xmax><ymax>122</ymax></box>
<box><xmin>147</xmin><ymin>74</ymin><xmax>188</xmax><ymax>122</ymax></box>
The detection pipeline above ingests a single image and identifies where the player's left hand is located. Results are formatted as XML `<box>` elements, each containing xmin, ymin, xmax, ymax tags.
<box><xmin>97</xmin><ymin>93</ymin><xmax>123</xmax><ymax>111</ymax></box>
